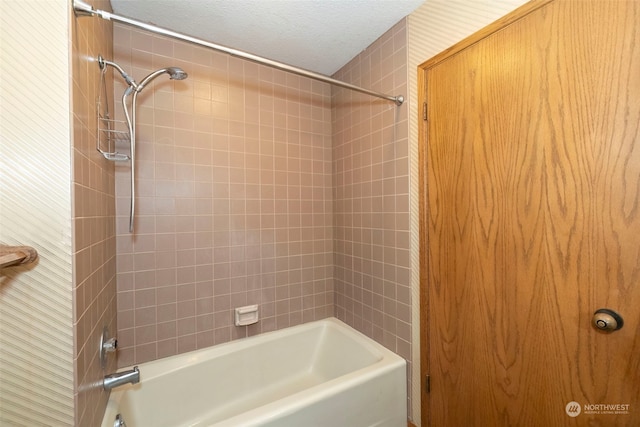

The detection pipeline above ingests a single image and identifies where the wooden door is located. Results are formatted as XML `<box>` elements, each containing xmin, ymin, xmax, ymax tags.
<box><xmin>419</xmin><ymin>0</ymin><xmax>640</xmax><ymax>425</ymax></box>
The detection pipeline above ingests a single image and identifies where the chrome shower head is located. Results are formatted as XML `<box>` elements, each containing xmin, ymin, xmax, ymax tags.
<box><xmin>167</xmin><ymin>67</ymin><xmax>188</xmax><ymax>80</ymax></box>
<box><xmin>137</xmin><ymin>67</ymin><xmax>188</xmax><ymax>91</ymax></box>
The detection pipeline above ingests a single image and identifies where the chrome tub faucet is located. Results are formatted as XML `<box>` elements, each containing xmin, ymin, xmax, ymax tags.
<box><xmin>103</xmin><ymin>366</ymin><xmax>140</xmax><ymax>390</ymax></box>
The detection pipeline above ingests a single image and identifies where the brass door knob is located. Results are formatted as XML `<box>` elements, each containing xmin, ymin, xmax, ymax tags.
<box><xmin>592</xmin><ymin>309</ymin><xmax>623</xmax><ymax>332</ymax></box>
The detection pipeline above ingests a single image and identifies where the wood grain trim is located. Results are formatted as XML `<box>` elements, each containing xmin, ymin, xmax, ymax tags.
<box><xmin>418</xmin><ymin>0</ymin><xmax>554</xmax><ymax>71</ymax></box>
<box><xmin>417</xmin><ymin>64</ymin><xmax>430</xmax><ymax>427</ymax></box>
<box><xmin>408</xmin><ymin>421</ymin><xmax>418</xmax><ymax>427</ymax></box>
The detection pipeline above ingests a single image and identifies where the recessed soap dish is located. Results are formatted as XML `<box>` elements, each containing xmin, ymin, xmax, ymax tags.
<box><xmin>235</xmin><ymin>305</ymin><xmax>259</xmax><ymax>326</ymax></box>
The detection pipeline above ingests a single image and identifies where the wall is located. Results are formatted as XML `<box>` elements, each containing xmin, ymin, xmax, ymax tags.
<box><xmin>0</xmin><ymin>1</ymin><xmax>74</xmax><ymax>425</ymax></box>
<box><xmin>332</xmin><ymin>18</ymin><xmax>413</xmax><ymax>416</ymax></box>
<box><xmin>113</xmin><ymin>24</ymin><xmax>334</xmax><ymax>366</ymax></box>
<box><xmin>71</xmin><ymin>1</ymin><xmax>117</xmax><ymax>426</ymax></box>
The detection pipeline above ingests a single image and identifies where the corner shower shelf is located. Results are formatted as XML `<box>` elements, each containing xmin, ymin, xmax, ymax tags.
<box><xmin>0</xmin><ymin>245</ymin><xmax>38</xmax><ymax>269</ymax></box>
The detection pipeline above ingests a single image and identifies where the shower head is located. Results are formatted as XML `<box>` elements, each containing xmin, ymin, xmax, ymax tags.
<box><xmin>167</xmin><ymin>67</ymin><xmax>188</xmax><ymax>80</ymax></box>
<box><xmin>137</xmin><ymin>67</ymin><xmax>188</xmax><ymax>92</ymax></box>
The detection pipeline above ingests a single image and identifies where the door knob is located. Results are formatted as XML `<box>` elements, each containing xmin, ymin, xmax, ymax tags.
<box><xmin>592</xmin><ymin>308</ymin><xmax>623</xmax><ymax>332</ymax></box>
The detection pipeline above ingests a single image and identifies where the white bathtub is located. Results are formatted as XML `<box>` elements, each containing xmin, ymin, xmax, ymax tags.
<box><xmin>102</xmin><ymin>317</ymin><xmax>407</xmax><ymax>427</ymax></box>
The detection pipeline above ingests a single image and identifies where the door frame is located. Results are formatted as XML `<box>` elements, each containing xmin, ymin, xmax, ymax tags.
<box><xmin>417</xmin><ymin>1</ymin><xmax>554</xmax><ymax>425</ymax></box>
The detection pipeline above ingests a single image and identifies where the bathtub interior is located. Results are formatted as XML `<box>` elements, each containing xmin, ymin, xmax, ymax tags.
<box><xmin>105</xmin><ymin>319</ymin><xmax>403</xmax><ymax>427</ymax></box>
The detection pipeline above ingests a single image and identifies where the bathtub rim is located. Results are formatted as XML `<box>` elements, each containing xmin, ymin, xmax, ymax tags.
<box><xmin>114</xmin><ymin>316</ymin><xmax>403</xmax><ymax>381</ymax></box>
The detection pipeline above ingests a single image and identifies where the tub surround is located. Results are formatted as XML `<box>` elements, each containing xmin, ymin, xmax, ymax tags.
<box><xmin>332</xmin><ymin>17</ymin><xmax>412</xmax><ymax>410</ymax></box>
<box><xmin>112</xmin><ymin>14</ymin><xmax>414</xmax><ymax>421</ymax></box>
<box><xmin>114</xmin><ymin>23</ymin><xmax>334</xmax><ymax>367</ymax></box>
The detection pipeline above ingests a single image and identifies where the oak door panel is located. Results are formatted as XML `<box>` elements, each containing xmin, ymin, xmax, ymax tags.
<box><xmin>424</xmin><ymin>1</ymin><xmax>640</xmax><ymax>425</ymax></box>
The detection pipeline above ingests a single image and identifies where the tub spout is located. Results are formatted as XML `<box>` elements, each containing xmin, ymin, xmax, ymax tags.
<box><xmin>103</xmin><ymin>366</ymin><xmax>140</xmax><ymax>390</ymax></box>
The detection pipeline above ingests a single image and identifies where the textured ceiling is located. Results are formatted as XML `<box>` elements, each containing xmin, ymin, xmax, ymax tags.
<box><xmin>110</xmin><ymin>0</ymin><xmax>425</xmax><ymax>75</ymax></box>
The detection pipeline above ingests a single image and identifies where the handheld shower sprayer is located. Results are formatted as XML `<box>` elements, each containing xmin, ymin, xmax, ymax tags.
<box><xmin>137</xmin><ymin>67</ymin><xmax>188</xmax><ymax>92</ymax></box>
<box><xmin>97</xmin><ymin>55</ymin><xmax>188</xmax><ymax>232</ymax></box>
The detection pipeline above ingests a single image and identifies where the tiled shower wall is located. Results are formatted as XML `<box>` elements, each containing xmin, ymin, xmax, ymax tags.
<box><xmin>332</xmin><ymin>18</ymin><xmax>413</xmax><ymax>412</ymax></box>
<box><xmin>71</xmin><ymin>1</ymin><xmax>117</xmax><ymax>426</ymax></box>
<box><xmin>113</xmin><ymin>24</ymin><xmax>334</xmax><ymax>366</ymax></box>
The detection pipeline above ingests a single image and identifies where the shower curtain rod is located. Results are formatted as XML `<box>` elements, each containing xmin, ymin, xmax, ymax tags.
<box><xmin>73</xmin><ymin>0</ymin><xmax>404</xmax><ymax>106</ymax></box>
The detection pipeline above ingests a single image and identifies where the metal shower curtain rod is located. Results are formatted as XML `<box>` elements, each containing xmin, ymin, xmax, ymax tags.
<box><xmin>73</xmin><ymin>0</ymin><xmax>404</xmax><ymax>106</ymax></box>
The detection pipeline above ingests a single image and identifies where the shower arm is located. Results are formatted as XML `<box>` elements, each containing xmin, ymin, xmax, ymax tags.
<box><xmin>99</xmin><ymin>56</ymin><xmax>138</xmax><ymax>90</ymax></box>
<box><xmin>73</xmin><ymin>0</ymin><xmax>404</xmax><ymax>106</ymax></box>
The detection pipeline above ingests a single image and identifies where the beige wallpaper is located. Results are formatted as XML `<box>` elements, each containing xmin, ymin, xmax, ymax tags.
<box><xmin>0</xmin><ymin>1</ymin><xmax>74</xmax><ymax>425</ymax></box>
<box><xmin>112</xmin><ymin>24</ymin><xmax>334</xmax><ymax>366</ymax></box>
<box><xmin>0</xmin><ymin>0</ymin><xmax>118</xmax><ymax>424</ymax></box>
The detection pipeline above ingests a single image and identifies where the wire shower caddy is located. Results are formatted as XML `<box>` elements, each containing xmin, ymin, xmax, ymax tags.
<box><xmin>96</xmin><ymin>60</ymin><xmax>130</xmax><ymax>161</ymax></box>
